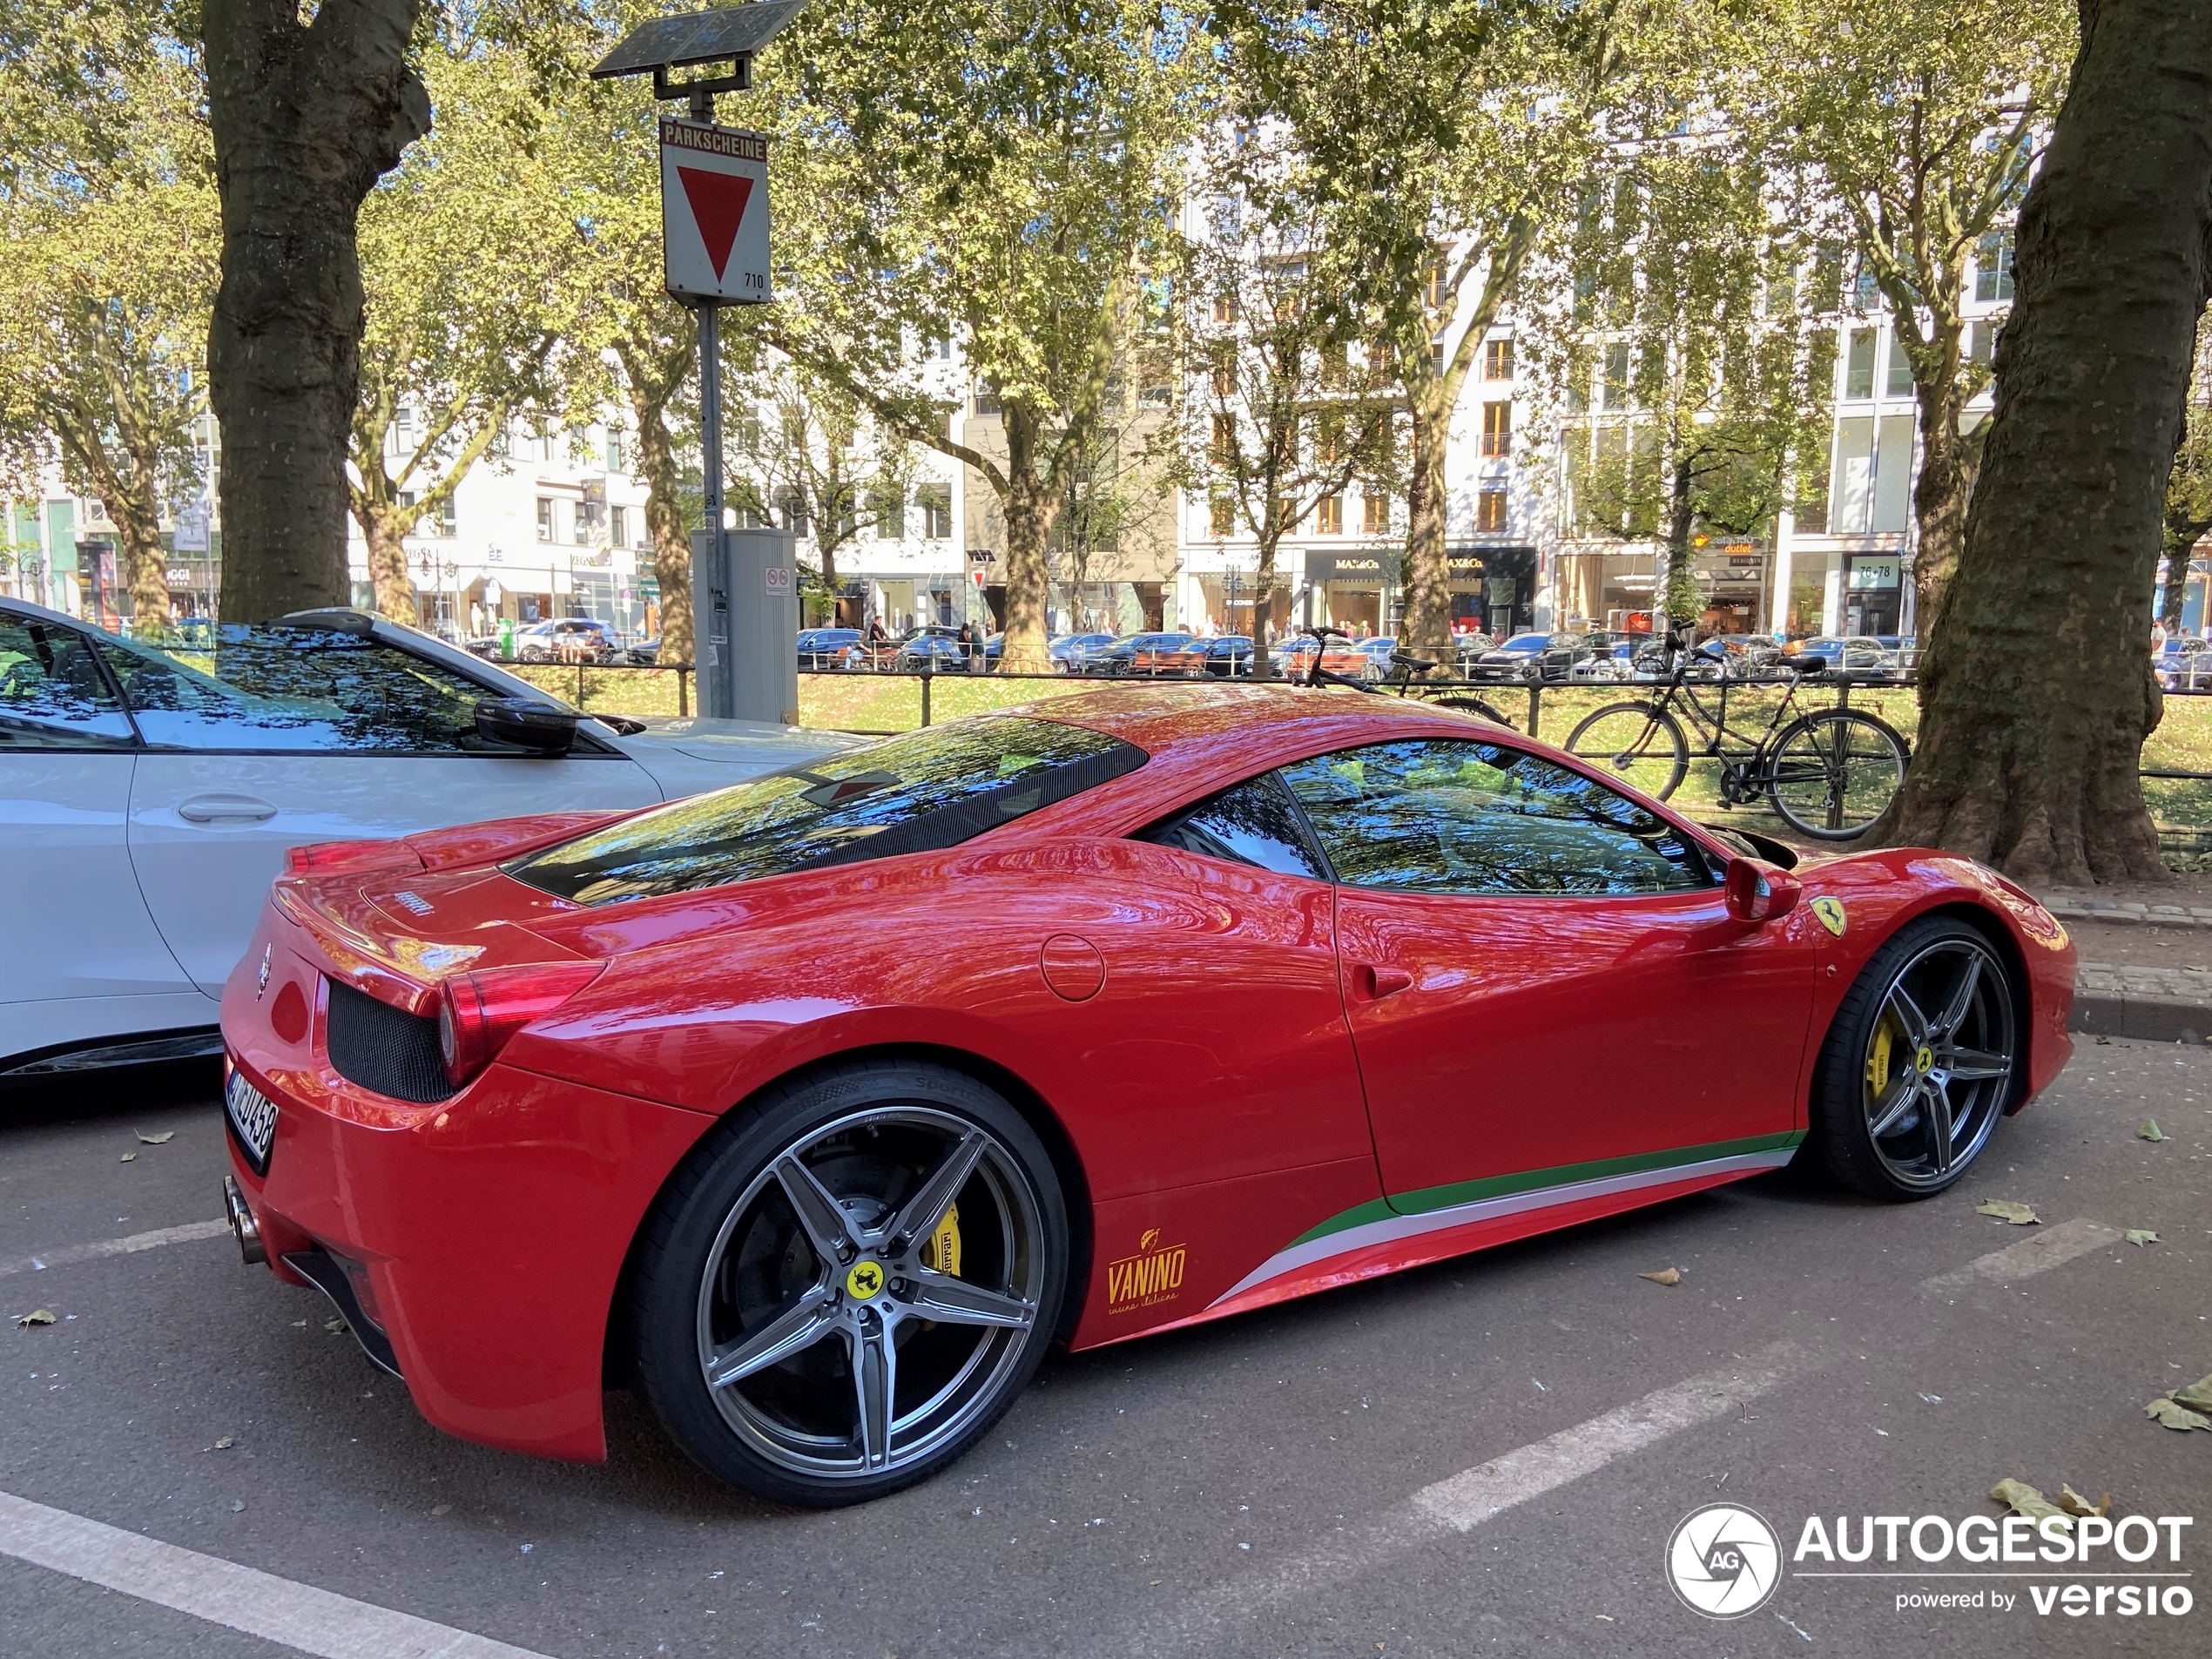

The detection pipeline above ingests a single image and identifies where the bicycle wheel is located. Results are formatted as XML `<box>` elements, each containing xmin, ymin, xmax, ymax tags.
<box><xmin>1564</xmin><ymin>702</ymin><xmax>1689</xmax><ymax>800</ymax></box>
<box><xmin>1428</xmin><ymin>694</ymin><xmax>1518</xmax><ymax>730</ymax></box>
<box><xmin>1766</xmin><ymin>709</ymin><xmax>1909</xmax><ymax>840</ymax></box>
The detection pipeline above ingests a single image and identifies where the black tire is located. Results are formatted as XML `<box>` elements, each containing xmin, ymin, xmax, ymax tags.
<box><xmin>1803</xmin><ymin>916</ymin><xmax>2019</xmax><ymax>1200</ymax></box>
<box><xmin>1564</xmin><ymin>701</ymin><xmax>1690</xmax><ymax>800</ymax></box>
<box><xmin>630</xmin><ymin>1059</ymin><xmax>1069</xmax><ymax>1507</ymax></box>
<box><xmin>1766</xmin><ymin>709</ymin><xmax>1910</xmax><ymax>840</ymax></box>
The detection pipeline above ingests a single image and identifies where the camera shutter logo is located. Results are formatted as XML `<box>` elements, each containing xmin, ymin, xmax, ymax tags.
<box><xmin>1667</xmin><ymin>1503</ymin><xmax>1783</xmax><ymax>1619</ymax></box>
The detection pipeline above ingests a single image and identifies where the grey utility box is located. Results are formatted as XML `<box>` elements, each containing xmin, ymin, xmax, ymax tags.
<box><xmin>691</xmin><ymin>527</ymin><xmax>800</xmax><ymax>726</ymax></box>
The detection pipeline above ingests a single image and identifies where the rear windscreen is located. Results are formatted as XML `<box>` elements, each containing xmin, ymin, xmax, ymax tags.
<box><xmin>504</xmin><ymin>717</ymin><xmax>1145</xmax><ymax>905</ymax></box>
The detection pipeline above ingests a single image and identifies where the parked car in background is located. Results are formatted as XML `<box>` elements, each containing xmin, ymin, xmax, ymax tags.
<box><xmin>0</xmin><ymin>598</ymin><xmax>848</xmax><ymax>1076</ymax></box>
<box><xmin>797</xmin><ymin>627</ymin><xmax>862</xmax><ymax>670</ymax></box>
<box><xmin>1569</xmin><ymin>631</ymin><xmax>1640</xmax><ymax>683</ymax></box>
<box><xmin>1154</xmin><ymin>636</ymin><xmax>1255</xmax><ymax>677</ymax></box>
<box><xmin>510</xmin><ymin>617</ymin><xmax>625</xmax><ymax>664</ymax></box>
<box><xmin>2158</xmin><ymin>637</ymin><xmax>2212</xmax><ymax>690</ymax></box>
<box><xmin>615</xmin><ymin>636</ymin><xmax>661</xmax><ymax>667</ymax></box>
<box><xmin>1090</xmin><ymin>632</ymin><xmax>1195</xmax><ymax>676</ymax></box>
<box><xmin>1049</xmin><ymin>632</ymin><xmax>1119</xmax><ymax>673</ymax></box>
<box><xmin>1468</xmin><ymin>632</ymin><xmax>1589</xmax><ymax>684</ymax></box>
<box><xmin>1791</xmin><ymin>636</ymin><xmax>1898</xmax><ymax>677</ymax></box>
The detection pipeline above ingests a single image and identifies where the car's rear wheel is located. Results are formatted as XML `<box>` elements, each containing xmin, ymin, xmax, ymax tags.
<box><xmin>1804</xmin><ymin>917</ymin><xmax>2018</xmax><ymax>1199</ymax></box>
<box><xmin>631</xmin><ymin>1060</ymin><xmax>1067</xmax><ymax>1507</ymax></box>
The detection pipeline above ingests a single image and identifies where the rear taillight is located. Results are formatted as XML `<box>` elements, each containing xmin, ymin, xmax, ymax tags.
<box><xmin>435</xmin><ymin>961</ymin><xmax>604</xmax><ymax>1087</ymax></box>
<box><xmin>286</xmin><ymin>839</ymin><xmax>424</xmax><ymax>876</ymax></box>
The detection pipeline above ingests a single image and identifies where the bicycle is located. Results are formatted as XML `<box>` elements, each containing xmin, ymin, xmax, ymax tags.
<box><xmin>1561</xmin><ymin>637</ymin><xmax>1911</xmax><ymax>841</ymax></box>
<box><xmin>1287</xmin><ymin>625</ymin><xmax>1516</xmax><ymax>725</ymax></box>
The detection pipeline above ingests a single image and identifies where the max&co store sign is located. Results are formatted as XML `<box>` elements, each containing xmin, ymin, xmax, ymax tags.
<box><xmin>1304</xmin><ymin>549</ymin><xmax>1532</xmax><ymax>582</ymax></box>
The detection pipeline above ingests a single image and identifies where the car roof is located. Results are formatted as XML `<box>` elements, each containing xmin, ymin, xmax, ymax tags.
<box><xmin>988</xmin><ymin>680</ymin><xmax>1486</xmax><ymax>759</ymax></box>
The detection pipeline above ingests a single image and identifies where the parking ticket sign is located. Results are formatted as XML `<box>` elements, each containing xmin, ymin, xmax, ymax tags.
<box><xmin>659</xmin><ymin>118</ymin><xmax>770</xmax><ymax>304</ymax></box>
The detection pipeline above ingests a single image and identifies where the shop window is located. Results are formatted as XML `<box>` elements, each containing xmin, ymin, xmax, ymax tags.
<box><xmin>536</xmin><ymin>497</ymin><xmax>555</xmax><ymax>543</ymax></box>
<box><xmin>1209</xmin><ymin>496</ymin><xmax>1236</xmax><ymax>536</ymax></box>
<box><xmin>1475</xmin><ymin>489</ymin><xmax>1507</xmax><ymax>533</ymax></box>
<box><xmin>1362</xmin><ymin>494</ymin><xmax>1390</xmax><ymax>535</ymax></box>
<box><xmin>1484</xmin><ymin>337</ymin><xmax>1514</xmax><ymax>381</ymax></box>
<box><xmin>1315</xmin><ymin>495</ymin><xmax>1344</xmax><ymax>536</ymax></box>
<box><xmin>1480</xmin><ymin>401</ymin><xmax>1511</xmax><ymax>459</ymax></box>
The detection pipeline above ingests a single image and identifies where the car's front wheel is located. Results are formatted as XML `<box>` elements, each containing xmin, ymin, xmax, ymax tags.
<box><xmin>1804</xmin><ymin>917</ymin><xmax>2019</xmax><ymax>1199</ymax></box>
<box><xmin>631</xmin><ymin>1059</ymin><xmax>1067</xmax><ymax>1507</ymax></box>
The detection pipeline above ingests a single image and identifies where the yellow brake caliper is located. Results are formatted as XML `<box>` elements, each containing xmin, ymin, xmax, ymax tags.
<box><xmin>922</xmin><ymin>1203</ymin><xmax>961</xmax><ymax>1278</ymax></box>
<box><xmin>1866</xmin><ymin>1017</ymin><xmax>1895</xmax><ymax>1102</ymax></box>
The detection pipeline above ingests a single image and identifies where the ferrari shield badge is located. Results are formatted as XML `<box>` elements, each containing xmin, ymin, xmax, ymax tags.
<box><xmin>1811</xmin><ymin>897</ymin><xmax>1847</xmax><ymax>937</ymax></box>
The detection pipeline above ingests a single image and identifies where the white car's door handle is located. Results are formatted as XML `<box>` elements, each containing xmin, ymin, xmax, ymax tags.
<box><xmin>176</xmin><ymin>793</ymin><xmax>280</xmax><ymax>824</ymax></box>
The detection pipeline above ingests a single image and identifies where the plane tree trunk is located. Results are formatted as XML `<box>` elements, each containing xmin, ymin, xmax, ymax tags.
<box><xmin>1873</xmin><ymin>0</ymin><xmax>2212</xmax><ymax>885</ymax></box>
<box><xmin>202</xmin><ymin>0</ymin><xmax>428</xmax><ymax>622</ymax></box>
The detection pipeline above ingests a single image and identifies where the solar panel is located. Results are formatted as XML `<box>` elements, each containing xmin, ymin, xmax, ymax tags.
<box><xmin>590</xmin><ymin>2</ymin><xmax>809</xmax><ymax>79</ymax></box>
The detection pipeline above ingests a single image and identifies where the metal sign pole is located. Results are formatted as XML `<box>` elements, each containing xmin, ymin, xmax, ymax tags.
<box><xmin>697</xmin><ymin>297</ymin><xmax>729</xmax><ymax>716</ymax></box>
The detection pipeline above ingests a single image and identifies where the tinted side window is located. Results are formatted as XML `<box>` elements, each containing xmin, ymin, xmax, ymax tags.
<box><xmin>99</xmin><ymin>627</ymin><xmax>520</xmax><ymax>754</ymax></box>
<box><xmin>509</xmin><ymin>717</ymin><xmax>1145</xmax><ymax>905</ymax></box>
<box><xmin>0</xmin><ymin>617</ymin><xmax>136</xmax><ymax>750</ymax></box>
<box><xmin>1280</xmin><ymin>738</ymin><xmax>1709</xmax><ymax>896</ymax></box>
<box><xmin>1136</xmin><ymin>774</ymin><xmax>1326</xmax><ymax>880</ymax></box>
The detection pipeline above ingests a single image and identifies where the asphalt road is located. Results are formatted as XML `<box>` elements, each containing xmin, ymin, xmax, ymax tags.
<box><xmin>2</xmin><ymin>1041</ymin><xmax>2208</xmax><ymax>1659</ymax></box>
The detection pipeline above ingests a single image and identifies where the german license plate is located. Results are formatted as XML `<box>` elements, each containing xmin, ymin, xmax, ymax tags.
<box><xmin>224</xmin><ymin>1062</ymin><xmax>277</xmax><ymax>1175</ymax></box>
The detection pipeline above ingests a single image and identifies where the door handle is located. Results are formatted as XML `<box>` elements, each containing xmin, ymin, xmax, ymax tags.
<box><xmin>1356</xmin><ymin>963</ymin><xmax>1414</xmax><ymax>1000</ymax></box>
<box><xmin>177</xmin><ymin>794</ymin><xmax>279</xmax><ymax>824</ymax></box>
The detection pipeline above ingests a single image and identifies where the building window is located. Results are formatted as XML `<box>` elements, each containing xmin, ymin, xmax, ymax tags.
<box><xmin>610</xmin><ymin>506</ymin><xmax>628</xmax><ymax>548</ymax></box>
<box><xmin>1315</xmin><ymin>495</ymin><xmax>1344</xmax><ymax>535</ymax></box>
<box><xmin>1212</xmin><ymin>291</ymin><xmax>1238</xmax><ymax>325</ymax></box>
<box><xmin>1970</xmin><ymin>320</ymin><xmax>1996</xmax><ymax>369</ymax></box>
<box><xmin>1602</xmin><ymin>342</ymin><xmax>1630</xmax><ymax>410</ymax></box>
<box><xmin>1885</xmin><ymin>332</ymin><xmax>1914</xmax><ymax>397</ymax></box>
<box><xmin>1844</xmin><ymin>328</ymin><xmax>1876</xmax><ymax>399</ymax></box>
<box><xmin>1208</xmin><ymin>496</ymin><xmax>1236</xmax><ymax>536</ymax></box>
<box><xmin>931</xmin><ymin>335</ymin><xmax>953</xmax><ymax>361</ymax></box>
<box><xmin>779</xmin><ymin>490</ymin><xmax>810</xmax><ymax>536</ymax></box>
<box><xmin>1424</xmin><ymin>262</ymin><xmax>1447</xmax><ymax>310</ymax></box>
<box><xmin>871</xmin><ymin>489</ymin><xmax>905</xmax><ymax>540</ymax></box>
<box><xmin>974</xmin><ymin>388</ymin><xmax>1002</xmax><ymax>416</ymax></box>
<box><xmin>1480</xmin><ymin>401</ymin><xmax>1512</xmax><ymax>459</ymax></box>
<box><xmin>1475</xmin><ymin>488</ymin><xmax>1507</xmax><ymax>532</ymax></box>
<box><xmin>605</xmin><ymin>431</ymin><xmax>626</xmax><ymax>473</ymax></box>
<box><xmin>536</xmin><ymin>497</ymin><xmax>555</xmax><ymax>542</ymax></box>
<box><xmin>1211</xmin><ymin>412</ymin><xmax>1238</xmax><ymax>464</ymax></box>
<box><xmin>433</xmin><ymin>498</ymin><xmax>456</xmax><ymax>538</ymax></box>
<box><xmin>1431</xmin><ymin>338</ymin><xmax>1447</xmax><ymax>374</ymax></box>
<box><xmin>1484</xmin><ymin>337</ymin><xmax>1514</xmax><ymax>381</ymax></box>
<box><xmin>1362</xmin><ymin>493</ymin><xmax>1389</xmax><ymax>534</ymax></box>
<box><xmin>919</xmin><ymin>486</ymin><xmax>952</xmax><ymax>540</ymax></box>
<box><xmin>1975</xmin><ymin>230</ymin><xmax>2015</xmax><ymax>303</ymax></box>
<box><xmin>1211</xmin><ymin>359</ymin><xmax>1235</xmax><ymax>401</ymax></box>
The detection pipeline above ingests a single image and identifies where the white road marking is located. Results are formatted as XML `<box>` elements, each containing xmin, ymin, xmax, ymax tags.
<box><xmin>1409</xmin><ymin>1342</ymin><xmax>1811</xmax><ymax>1530</ymax></box>
<box><xmin>1</xmin><ymin>1219</ymin><xmax>231</xmax><ymax>1278</ymax></box>
<box><xmin>0</xmin><ymin>1489</ymin><xmax>555</xmax><ymax>1659</ymax></box>
<box><xmin>1113</xmin><ymin>1214</ymin><xmax>2136</xmax><ymax>1653</ymax></box>
<box><xmin>1919</xmin><ymin>1217</ymin><xmax>2123</xmax><ymax>1293</ymax></box>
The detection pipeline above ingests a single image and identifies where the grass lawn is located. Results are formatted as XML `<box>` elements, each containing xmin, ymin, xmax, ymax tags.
<box><xmin>523</xmin><ymin>664</ymin><xmax>2212</xmax><ymax>838</ymax></box>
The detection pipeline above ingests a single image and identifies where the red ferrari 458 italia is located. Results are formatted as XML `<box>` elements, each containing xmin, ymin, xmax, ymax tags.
<box><xmin>219</xmin><ymin>684</ymin><xmax>2074</xmax><ymax>1506</ymax></box>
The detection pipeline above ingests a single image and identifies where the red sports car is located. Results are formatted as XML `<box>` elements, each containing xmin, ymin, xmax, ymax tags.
<box><xmin>219</xmin><ymin>684</ymin><xmax>2074</xmax><ymax>1506</ymax></box>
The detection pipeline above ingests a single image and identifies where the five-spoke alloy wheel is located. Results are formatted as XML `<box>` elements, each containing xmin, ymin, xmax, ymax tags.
<box><xmin>1807</xmin><ymin>917</ymin><xmax>2019</xmax><ymax>1198</ymax></box>
<box><xmin>632</xmin><ymin>1061</ymin><xmax>1067</xmax><ymax>1507</ymax></box>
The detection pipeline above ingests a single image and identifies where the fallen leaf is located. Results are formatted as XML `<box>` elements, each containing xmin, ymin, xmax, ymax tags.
<box><xmin>118</xmin><ymin>1153</ymin><xmax>135</xmax><ymax>1163</ymax></box>
<box><xmin>1639</xmin><ymin>1267</ymin><xmax>1682</xmax><ymax>1286</ymax></box>
<box><xmin>135</xmin><ymin>1130</ymin><xmax>175</xmax><ymax>1145</ymax></box>
<box><xmin>15</xmin><ymin>1309</ymin><xmax>57</xmax><ymax>1327</ymax></box>
<box><xmin>212</xmin><ymin>1437</ymin><xmax>234</xmax><ymax>1451</ymax></box>
<box><xmin>1974</xmin><ymin>1200</ymin><xmax>2040</xmax><ymax>1225</ymax></box>
<box><xmin>2171</xmin><ymin>1372</ymin><xmax>2212</xmax><ymax>1413</ymax></box>
<box><xmin>2094</xmin><ymin>1035</ymin><xmax>2113</xmax><ymax>1045</ymax></box>
<box><xmin>324</xmin><ymin>1317</ymin><xmax>348</xmax><ymax>1335</ymax></box>
<box><xmin>2144</xmin><ymin>1398</ymin><xmax>2212</xmax><ymax>1432</ymax></box>
<box><xmin>229</xmin><ymin>1499</ymin><xmax>245</xmax><ymax>1513</ymax></box>
<box><xmin>2139</xmin><ymin>1119</ymin><xmax>2167</xmax><ymax>1143</ymax></box>
<box><xmin>2125</xmin><ymin>1230</ymin><xmax>2160</xmax><ymax>1247</ymax></box>
<box><xmin>430</xmin><ymin>1503</ymin><xmax>452</xmax><ymax>1516</ymax></box>
<box><xmin>1991</xmin><ymin>1479</ymin><xmax>2072</xmax><ymax>1526</ymax></box>
<box><xmin>2057</xmin><ymin>1485</ymin><xmax>2111</xmax><ymax>1519</ymax></box>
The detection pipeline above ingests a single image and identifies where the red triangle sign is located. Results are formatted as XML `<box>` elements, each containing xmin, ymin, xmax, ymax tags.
<box><xmin>678</xmin><ymin>167</ymin><xmax>754</xmax><ymax>282</ymax></box>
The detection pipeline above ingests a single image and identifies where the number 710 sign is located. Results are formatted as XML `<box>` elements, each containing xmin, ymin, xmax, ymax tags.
<box><xmin>660</xmin><ymin>118</ymin><xmax>771</xmax><ymax>303</ymax></box>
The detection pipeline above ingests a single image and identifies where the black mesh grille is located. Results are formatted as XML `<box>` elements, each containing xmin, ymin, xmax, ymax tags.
<box><xmin>325</xmin><ymin>980</ymin><xmax>456</xmax><ymax>1103</ymax></box>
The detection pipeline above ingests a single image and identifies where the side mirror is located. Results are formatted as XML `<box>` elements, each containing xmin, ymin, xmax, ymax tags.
<box><xmin>1724</xmin><ymin>858</ymin><xmax>1802</xmax><ymax>924</ymax></box>
<box><xmin>475</xmin><ymin>698</ymin><xmax>579</xmax><ymax>757</ymax></box>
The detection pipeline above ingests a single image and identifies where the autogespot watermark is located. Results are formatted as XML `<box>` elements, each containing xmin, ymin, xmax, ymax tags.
<box><xmin>1669</xmin><ymin>1506</ymin><xmax>2196</xmax><ymax>1622</ymax></box>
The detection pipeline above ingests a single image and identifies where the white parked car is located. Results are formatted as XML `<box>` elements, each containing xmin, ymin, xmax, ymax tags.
<box><xmin>0</xmin><ymin>599</ymin><xmax>851</xmax><ymax>1076</ymax></box>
